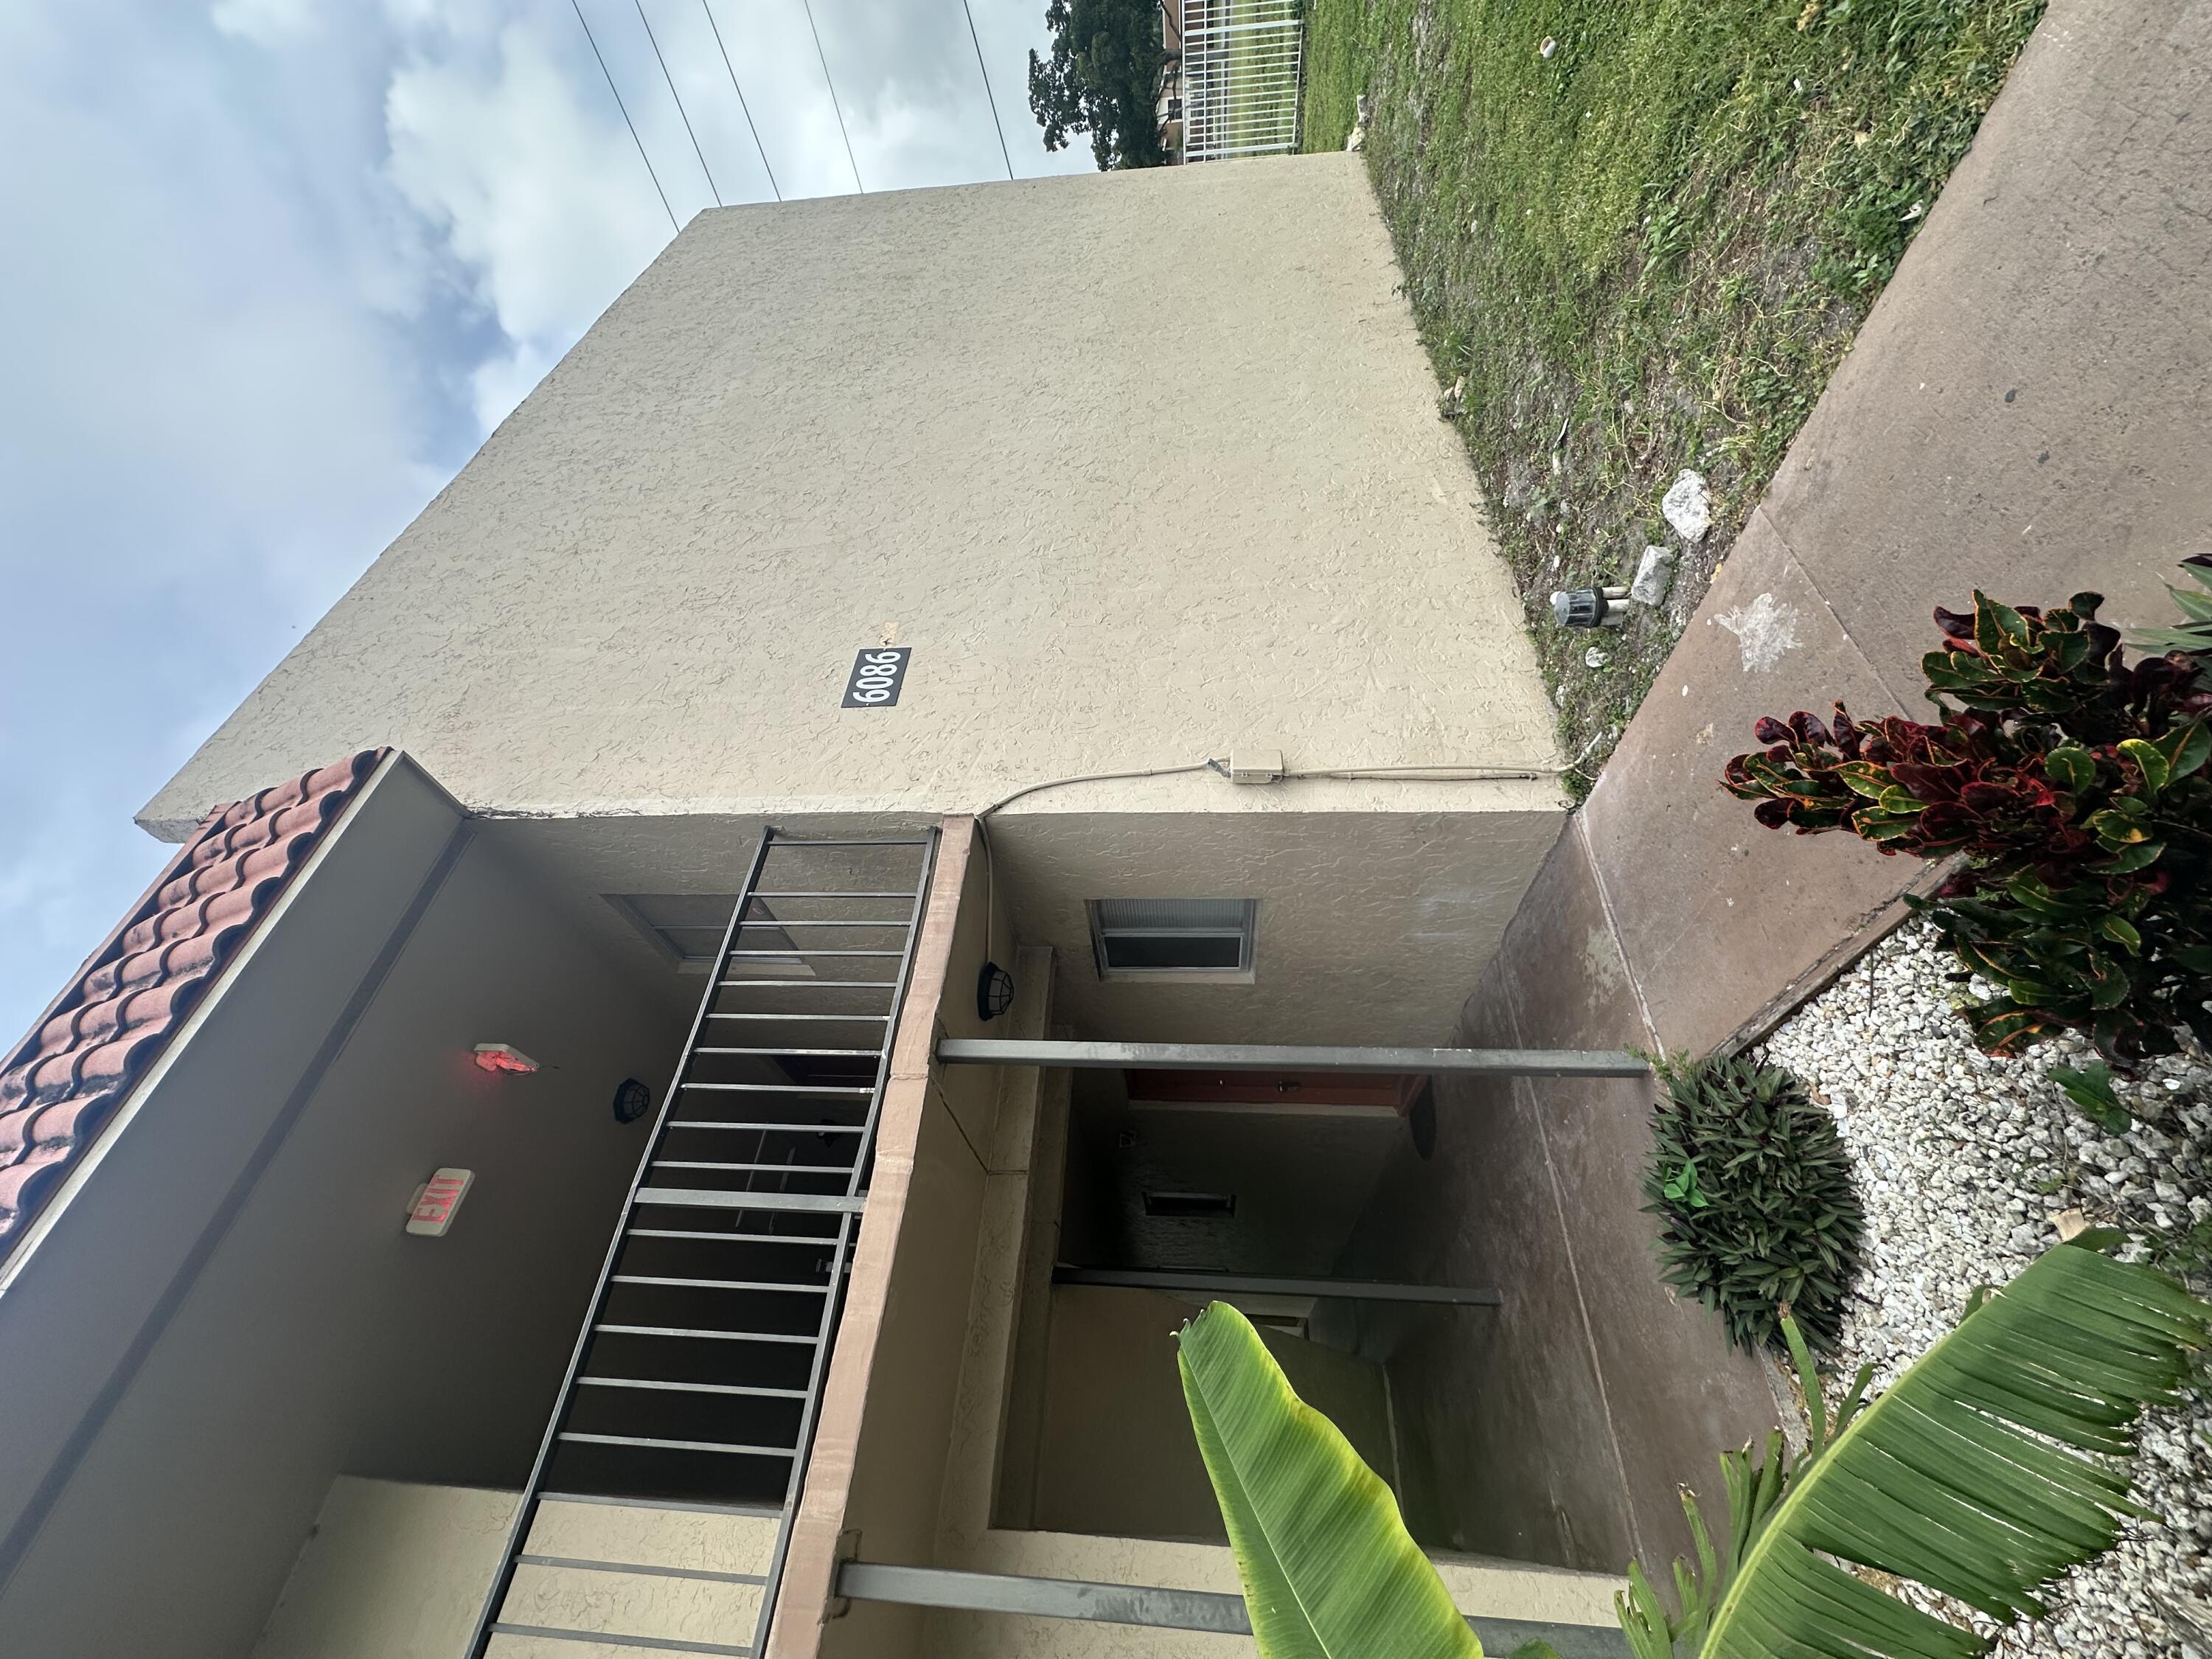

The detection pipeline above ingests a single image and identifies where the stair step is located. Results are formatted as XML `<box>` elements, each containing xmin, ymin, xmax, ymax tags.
<box><xmin>557</xmin><ymin>1433</ymin><xmax>796</xmax><ymax>1458</ymax></box>
<box><xmin>575</xmin><ymin>1377</ymin><xmax>808</xmax><ymax>1399</ymax></box>
<box><xmin>762</xmin><ymin>837</ymin><xmax>929</xmax><ymax>846</ymax></box>
<box><xmin>748</xmin><ymin>891</ymin><xmax>913</xmax><ymax>900</ymax></box>
<box><xmin>679</xmin><ymin>1083</ymin><xmax>872</xmax><ymax>1095</ymax></box>
<box><xmin>649</xmin><ymin>1161</ymin><xmax>854</xmax><ymax>1175</ymax></box>
<box><xmin>524</xmin><ymin>1498</ymin><xmax>778</xmax><ymax>1575</ymax></box>
<box><xmin>737</xmin><ymin>919</ymin><xmax>906</xmax><ymax>931</ymax></box>
<box><xmin>724</xmin><ymin>948</ymin><xmax>903</xmax><ymax>958</ymax></box>
<box><xmin>487</xmin><ymin>1627</ymin><xmax>751</xmax><ymax>1657</ymax></box>
<box><xmin>633</xmin><ymin>1189</ymin><xmax>863</xmax><ymax>1213</ymax></box>
<box><xmin>494</xmin><ymin>1548</ymin><xmax>763</xmax><ymax>1649</ymax></box>
<box><xmin>610</xmin><ymin>1275</ymin><xmax>828</xmax><ymax>1294</ymax></box>
<box><xmin>625</xmin><ymin>1228</ymin><xmax>839</xmax><ymax>1245</ymax></box>
<box><xmin>518</xmin><ymin>1555</ymin><xmax>765</xmax><ymax>1586</ymax></box>
<box><xmin>663</xmin><ymin>1121</ymin><xmax>866</xmax><ymax>1134</ymax></box>
<box><xmin>699</xmin><ymin>973</ymin><xmax>889</xmax><ymax>987</ymax></box>
<box><xmin>692</xmin><ymin>1046</ymin><xmax>882</xmax><ymax>1057</ymax></box>
<box><xmin>592</xmin><ymin>1324</ymin><xmax>821</xmax><ymax>1344</ymax></box>
<box><xmin>703</xmin><ymin>1013</ymin><xmax>889</xmax><ymax>1021</ymax></box>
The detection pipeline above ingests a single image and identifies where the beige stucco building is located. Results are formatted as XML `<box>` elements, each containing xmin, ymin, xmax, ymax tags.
<box><xmin>0</xmin><ymin>156</ymin><xmax>1624</xmax><ymax>1658</ymax></box>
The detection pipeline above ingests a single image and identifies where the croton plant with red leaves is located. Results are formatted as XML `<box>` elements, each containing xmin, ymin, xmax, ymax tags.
<box><xmin>1723</xmin><ymin>588</ymin><xmax>2212</xmax><ymax>1062</ymax></box>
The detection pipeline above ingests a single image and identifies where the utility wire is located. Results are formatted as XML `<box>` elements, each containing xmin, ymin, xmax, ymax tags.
<box><xmin>973</xmin><ymin>762</ymin><xmax>1226</xmax><ymax>978</ymax></box>
<box><xmin>699</xmin><ymin>0</ymin><xmax>782</xmax><ymax>201</ymax></box>
<box><xmin>571</xmin><ymin>0</ymin><xmax>678</xmax><ymax>233</ymax></box>
<box><xmin>959</xmin><ymin>0</ymin><xmax>1016</xmax><ymax>181</ymax></box>
<box><xmin>633</xmin><ymin>0</ymin><xmax>723</xmax><ymax>206</ymax></box>
<box><xmin>802</xmin><ymin>0</ymin><xmax>865</xmax><ymax>192</ymax></box>
<box><xmin>968</xmin><ymin>755</ymin><xmax>1558</xmax><ymax>974</ymax></box>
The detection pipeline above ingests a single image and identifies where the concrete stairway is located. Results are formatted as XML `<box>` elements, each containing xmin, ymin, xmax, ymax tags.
<box><xmin>485</xmin><ymin>1498</ymin><xmax>778</xmax><ymax>1658</ymax></box>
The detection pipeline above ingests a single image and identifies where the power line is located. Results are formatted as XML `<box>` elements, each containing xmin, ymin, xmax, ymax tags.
<box><xmin>571</xmin><ymin>0</ymin><xmax>678</xmax><ymax>234</ymax></box>
<box><xmin>802</xmin><ymin>0</ymin><xmax>864</xmax><ymax>193</ymax></box>
<box><xmin>632</xmin><ymin>0</ymin><xmax>723</xmax><ymax>206</ymax></box>
<box><xmin>959</xmin><ymin>0</ymin><xmax>1016</xmax><ymax>181</ymax></box>
<box><xmin>699</xmin><ymin>0</ymin><xmax>781</xmax><ymax>201</ymax></box>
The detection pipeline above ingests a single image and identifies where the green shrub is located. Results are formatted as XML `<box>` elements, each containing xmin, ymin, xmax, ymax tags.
<box><xmin>1723</xmin><ymin>585</ymin><xmax>2212</xmax><ymax>1063</ymax></box>
<box><xmin>2132</xmin><ymin>554</ymin><xmax>2212</xmax><ymax>655</ymax></box>
<box><xmin>1643</xmin><ymin>1054</ymin><xmax>1865</xmax><ymax>1357</ymax></box>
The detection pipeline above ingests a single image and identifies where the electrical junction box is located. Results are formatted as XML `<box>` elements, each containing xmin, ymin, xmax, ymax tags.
<box><xmin>407</xmin><ymin>1168</ymin><xmax>474</xmax><ymax>1237</ymax></box>
<box><xmin>1229</xmin><ymin>746</ymin><xmax>1284</xmax><ymax>785</ymax></box>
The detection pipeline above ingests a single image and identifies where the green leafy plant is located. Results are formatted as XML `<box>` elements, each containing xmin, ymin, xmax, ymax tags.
<box><xmin>2150</xmin><ymin>1211</ymin><xmax>2212</xmax><ymax>1287</ymax></box>
<box><xmin>1618</xmin><ymin>1239</ymin><xmax>2209</xmax><ymax>1659</ymax></box>
<box><xmin>1179</xmin><ymin>1241</ymin><xmax>2209</xmax><ymax>1659</ymax></box>
<box><xmin>2047</xmin><ymin>1059</ymin><xmax>2132</xmax><ymax>1134</ymax></box>
<box><xmin>1643</xmin><ymin>1054</ymin><xmax>1865</xmax><ymax>1357</ymax></box>
<box><xmin>1176</xmin><ymin>1301</ymin><xmax>1481</xmax><ymax>1658</ymax></box>
<box><xmin>1722</xmin><ymin>585</ymin><xmax>2212</xmax><ymax>1062</ymax></box>
<box><xmin>2131</xmin><ymin>554</ymin><xmax>2212</xmax><ymax>655</ymax></box>
<box><xmin>1660</xmin><ymin>1158</ymin><xmax>1711</xmax><ymax>1209</ymax></box>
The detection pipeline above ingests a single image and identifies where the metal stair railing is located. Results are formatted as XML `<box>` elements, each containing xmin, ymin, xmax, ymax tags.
<box><xmin>465</xmin><ymin>826</ymin><xmax>939</xmax><ymax>1659</ymax></box>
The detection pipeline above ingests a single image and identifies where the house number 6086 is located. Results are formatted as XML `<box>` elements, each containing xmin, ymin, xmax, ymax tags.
<box><xmin>843</xmin><ymin>647</ymin><xmax>911</xmax><ymax>709</ymax></box>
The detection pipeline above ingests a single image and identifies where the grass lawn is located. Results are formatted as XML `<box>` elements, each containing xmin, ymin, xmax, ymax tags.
<box><xmin>1304</xmin><ymin>0</ymin><xmax>2046</xmax><ymax>790</ymax></box>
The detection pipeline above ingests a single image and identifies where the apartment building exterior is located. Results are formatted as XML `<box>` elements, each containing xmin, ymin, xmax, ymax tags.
<box><xmin>0</xmin><ymin>156</ymin><xmax>1632</xmax><ymax>1658</ymax></box>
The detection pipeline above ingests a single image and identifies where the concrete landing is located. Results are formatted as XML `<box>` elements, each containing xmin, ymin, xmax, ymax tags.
<box><xmin>1359</xmin><ymin>0</ymin><xmax>2212</xmax><ymax>1579</ymax></box>
<box><xmin>249</xmin><ymin>1477</ymin><xmax>776</xmax><ymax>1659</ymax></box>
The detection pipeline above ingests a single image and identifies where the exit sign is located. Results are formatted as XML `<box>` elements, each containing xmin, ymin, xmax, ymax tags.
<box><xmin>407</xmin><ymin>1168</ymin><xmax>474</xmax><ymax>1237</ymax></box>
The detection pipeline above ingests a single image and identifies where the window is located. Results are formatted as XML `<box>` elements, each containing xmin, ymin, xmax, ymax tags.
<box><xmin>1088</xmin><ymin>898</ymin><xmax>1258</xmax><ymax>981</ymax></box>
<box><xmin>605</xmin><ymin>894</ymin><xmax>804</xmax><ymax>975</ymax></box>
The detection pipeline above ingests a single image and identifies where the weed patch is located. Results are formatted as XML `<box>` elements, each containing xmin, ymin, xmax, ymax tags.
<box><xmin>1305</xmin><ymin>0</ymin><xmax>2047</xmax><ymax>785</ymax></box>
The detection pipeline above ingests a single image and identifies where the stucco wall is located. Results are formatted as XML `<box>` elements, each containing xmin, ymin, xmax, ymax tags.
<box><xmin>251</xmin><ymin>1479</ymin><xmax>515</xmax><ymax>1659</ymax></box>
<box><xmin>0</xmin><ymin>758</ymin><xmax>684</xmax><ymax>1658</ymax></box>
<box><xmin>1032</xmin><ymin>1285</ymin><xmax>1397</xmax><ymax>1542</ymax></box>
<box><xmin>142</xmin><ymin>155</ymin><xmax>1559</xmax><ymax>840</ymax></box>
<box><xmin>251</xmin><ymin>1481</ymin><xmax>779</xmax><ymax>1659</ymax></box>
<box><xmin>992</xmin><ymin>805</ymin><xmax>1563</xmax><ymax>1046</ymax></box>
<box><xmin>469</xmin><ymin>802</ymin><xmax>1564</xmax><ymax>1054</ymax></box>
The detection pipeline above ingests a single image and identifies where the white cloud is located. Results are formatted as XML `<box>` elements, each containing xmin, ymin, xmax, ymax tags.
<box><xmin>385</xmin><ymin>18</ymin><xmax>678</xmax><ymax>429</ymax></box>
<box><xmin>210</xmin><ymin>0</ymin><xmax>320</xmax><ymax>45</ymax></box>
<box><xmin>1</xmin><ymin>0</ymin><xmax>1099</xmax><ymax>1047</ymax></box>
<box><xmin>468</xmin><ymin>338</ymin><xmax>561</xmax><ymax>436</ymax></box>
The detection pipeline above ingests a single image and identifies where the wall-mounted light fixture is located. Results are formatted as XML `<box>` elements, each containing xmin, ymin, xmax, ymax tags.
<box><xmin>976</xmin><ymin>961</ymin><xmax>1015</xmax><ymax>1022</ymax></box>
<box><xmin>473</xmin><ymin>1043</ymin><xmax>540</xmax><ymax>1074</ymax></box>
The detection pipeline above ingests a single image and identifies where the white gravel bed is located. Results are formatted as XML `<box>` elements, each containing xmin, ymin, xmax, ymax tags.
<box><xmin>1759</xmin><ymin>919</ymin><xmax>2212</xmax><ymax>1659</ymax></box>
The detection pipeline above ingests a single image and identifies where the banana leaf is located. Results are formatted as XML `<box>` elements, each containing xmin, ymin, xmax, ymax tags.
<box><xmin>1177</xmin><ymin>1301</ymin><xmax>1483</xmax><ymax>1658</ymax></box>
<box><xmin>1180</xmin><ymin>1241</ymin><xmax>2205</xmax><ymax>1659</ymax></box>
<box><xmin>1622</xmin><ymin>1237</ymin><xmax>2210</xmax><ymax>1659</ymax></box>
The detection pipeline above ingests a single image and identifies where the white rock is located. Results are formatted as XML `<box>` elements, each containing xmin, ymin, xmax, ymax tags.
<box><xmin>1662</xmin><ymin>469</ymin><xmax>1712</xmax><ymax>541</ymax></box>
<box><xmin>1630</xmin><ymin>545</ymin><xmax>1677</xmax><ymax>607</ymax></box>
<box><xmin>1583</xmin><ymin>646</ymin><xmax>1610</xmax><ymax>669</ymax></box>
<box><xmin>1759</xmin><ymin>917</ymin><xmax>2212</xmax><ymax>1659</ymax></box>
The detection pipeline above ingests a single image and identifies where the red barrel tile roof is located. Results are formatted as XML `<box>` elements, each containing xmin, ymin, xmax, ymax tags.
<box><xmin>0</xmin><ymin>750</ymin><xmax>387</xmax><ymax>1246</ymax></box>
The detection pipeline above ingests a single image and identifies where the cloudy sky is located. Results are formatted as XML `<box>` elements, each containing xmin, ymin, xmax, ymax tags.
<box><xmin>0</xmin><ymin>0</ymin><xmax>1091</xmax><ymax>1044</ymax></box>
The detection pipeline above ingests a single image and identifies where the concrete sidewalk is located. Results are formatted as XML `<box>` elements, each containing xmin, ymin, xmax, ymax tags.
<box><xmin>1360</xmin><ymin>0</ymin><xmax>2212</xmax><ymax>1575</ymax></box>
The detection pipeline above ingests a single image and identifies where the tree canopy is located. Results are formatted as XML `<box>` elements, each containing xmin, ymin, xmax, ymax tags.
<box><xmin>1027</xmin><ymin>0</ymin><xmax>1167</xmax><ymax>170</ymax></box>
